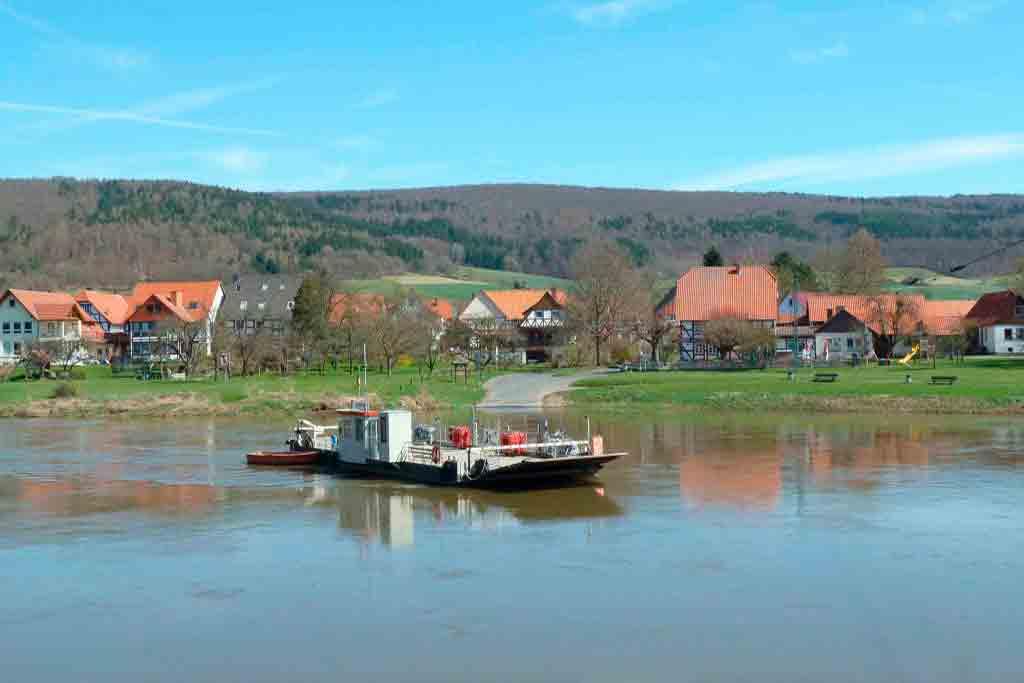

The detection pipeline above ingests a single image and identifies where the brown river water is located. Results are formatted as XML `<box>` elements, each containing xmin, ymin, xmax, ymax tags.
<box><xmin>2</xmin><ymin>411</ymin><xmax>1024</xmax><ymax>682</ymax></box>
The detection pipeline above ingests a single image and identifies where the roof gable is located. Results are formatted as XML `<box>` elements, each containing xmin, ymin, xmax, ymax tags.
<box><xmin>4</xmin><ymin>289</ymin><xmax>91</xmax><ymax>322</ymax></box>
<box><xmin>675</xmin><ymin>265</ymin><xmax>778</xmax><ymax>322</ymax></box>
<box><xmin>129</xmin><ymin>281</ymin><xmax>222</xmax><ymax>316</ymax></box>
<box><xmin>965</xmin><ymin>290</ymin><xmax>1023</xmax><ymax>325</ymax></box>
<box><xmin>75</xmin><ymin>289</ymin><xmax>132</xmax><ymax>325</ymax></box>
<box><xmin>482</xmin><ymin>289</ymin><xmax>556</xmax><ymax>320</ymax></box>
<box><xmin>816</xmin><ymin>309</ymin><xmax>867</xmax><ymax>334</ymax></box>
<box><xmin>127</xmin><ymin>293</ymin><xmax>202</xmax><ymax>323</ymax></box>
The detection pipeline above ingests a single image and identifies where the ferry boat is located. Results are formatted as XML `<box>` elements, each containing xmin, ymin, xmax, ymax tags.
<box><xmin>287</xmin><ymin>403</ymin><xmax>624</xmax><ymax>487</ymax></box>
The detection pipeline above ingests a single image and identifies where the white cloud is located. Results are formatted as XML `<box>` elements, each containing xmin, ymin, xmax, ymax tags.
<box><xmin>910</xmin><ymin>1</ymin><xmax>1002</xmax><ymax>25</ymax></box>
<box><xmin>789</xmin><ymin>41</ymin><xmax>850</xmax><ymax>65</ymax></box>
<box><xmin>570</xmin><ymin>0</ymin><xmax>670</xmax><ymax>26</ymax></box>
<box><xmin>356</xmin><ymin>89</ymin><xmax>399</xmax><ymax>109</ymax></box>
<box><xmin>0</xmin><ymin>100</ymin><xmax>282</xmax><ymax>136</ymax></box>
<box><xmin>204</xmin><ymin>147</ymin><xmax>269</xmax><ymax>174</ymax></box>
<box><xmin>679</xmin><ymin>134</ymin><xmax>1024</xmax><ymax>191</ymax></box>
<box><xmin>0</xmin><ymin>1</ymin><xmax>152</xmax><ymax>72</ymax></box>
<box><xmin>137</xmin><ymin>78</ymin><xmax>280</xmax><ymax>118</ymax></box>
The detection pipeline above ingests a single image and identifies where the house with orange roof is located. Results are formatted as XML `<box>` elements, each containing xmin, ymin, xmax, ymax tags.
<box><xmin>75</xmin><ymin>289</ymin><xmax>133</xmax><ymax>359</ymax></box>
<box><xmin>458</xmin><ymin>288</ymin><xmax>567</xmax><ymax>362</ymax></box>
<box><xmin>125</xmin><ymin>281</ymin><xmax>224</xmax><ymax>360</ymax></box>
<box><xmin>0</xmin><ymin>289</ymin><xmax>100</xmax><ymax>364</ymax></box>
<box><xmin>674</xmin><ymin>265</ymin><xmax>778</xmax><ymax>362</ymax></box>
<box><xmin>424</xmin><ymin>297</ymin><xmax>456</xmax><ymax>323</ymax></box>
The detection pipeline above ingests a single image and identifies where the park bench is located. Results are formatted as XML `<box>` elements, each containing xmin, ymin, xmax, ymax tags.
<box><xmin>929</xmin><ymin>375</ymin><xmax>958</xmax><ymax>385</ymax></box>
<box><xmin>813</xmin><ymin>372</ymin><xmax>839</xmax><ymax>383</ymax></box>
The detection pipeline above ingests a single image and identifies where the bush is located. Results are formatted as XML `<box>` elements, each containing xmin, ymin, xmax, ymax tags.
<box><xmin>51</xmin><ymin>382</ymin><xmax>79</xmax><ymax>399</ymax></box>
<box><xmin>396</xmin><ymin>354</ymin><xmax>416</xmax><ymax>369</ymax></box>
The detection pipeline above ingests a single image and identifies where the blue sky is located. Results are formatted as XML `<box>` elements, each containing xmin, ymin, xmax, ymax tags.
<box><xmin>1</xmin><ymin>0</ymin><xmax>1022</xmax><ymax>196</ymax></box>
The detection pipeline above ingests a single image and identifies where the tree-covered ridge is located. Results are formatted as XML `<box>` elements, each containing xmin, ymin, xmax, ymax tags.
<box><xmin>815</xmin><ymin>205</ymin><xmax>1024</xmax><ymax>241</ymax></box>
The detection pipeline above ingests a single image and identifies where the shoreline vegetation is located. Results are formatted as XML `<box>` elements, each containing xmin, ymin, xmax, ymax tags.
<box><xmin>3</xmin><ymin>357</ymin><xmax>1024</xmax><ymax>419</ymax></box>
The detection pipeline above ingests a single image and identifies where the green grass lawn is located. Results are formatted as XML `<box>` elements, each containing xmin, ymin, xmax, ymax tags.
<box><xmin>571</xmin><ymin>357</ymin><xmax>1024</xmax><ymax>413</ymax></box>
<box><xmin>882</xmin><ymin>267</ymin><xmax>1008</xmax><ymax>300</ymax></box>
<box><xmin>341</xmin><ymin>266</ymin><xmax>572</xmax><ymax>305</ymax></box>
<box><xmin>0</xmin><ymin>365</ymin><xmax>487</xmax><ymax>418</ymax></box>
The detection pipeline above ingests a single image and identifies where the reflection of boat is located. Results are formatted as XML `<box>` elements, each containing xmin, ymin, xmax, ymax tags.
<box><xmin>289</xmin><ymin>403</ymin><xmax>626</xmax><ymax>488</ymax></box>
<box><xmin>246</xmin><ymin>450</ymin><xmax>321</xmax><ymax>466</ymax></box>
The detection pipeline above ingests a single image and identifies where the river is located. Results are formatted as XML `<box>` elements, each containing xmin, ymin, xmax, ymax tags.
<box><xmin>2</xmin><ymin>412</ymin><xmax>1023</xmax><ymax>682</ymax></box>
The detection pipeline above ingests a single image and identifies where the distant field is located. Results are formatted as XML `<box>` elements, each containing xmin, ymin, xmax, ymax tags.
<box><xmin>882</xmin><ymin>267</ymin><xmax>1007</xmax><ymax>300</ymax></box>
<box><xmin>344</xmin><ymin>267</ymin><xmax>572</xmax><ymax>303</ymax></box>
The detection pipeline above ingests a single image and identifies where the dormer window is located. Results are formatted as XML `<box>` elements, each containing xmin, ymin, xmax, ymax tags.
<box><xmin>261</xmin><ymin>283</ymin><xmax>269</xmax><ymax>291</ymax></box>
<box><xmin>257</xmin><ymin>302</ymin><xmax>265</xmax><ymax>311</ymax></box>
<box><xmin>188</xmin><ymin>301</ymin><xmax>199</xmax><ymax>310</ymax></box>
<box><xmin>240</xmin><ymin>301</ymin><xmax>248</xmax><ymax>311</ymax></box>
<box><xmin>7</xmin><ymin>298</ymin><xmax>14</xmax><ymax>307</ymax></box>
<box><xmin>286</xmin><ymin>301</ymin><xmax>294</xmax><ymax>311</ymax></box>
<box><xmin>279</xmin><ymin>284</ymin><xmax>285</xmax><ymax>290</ymax></box>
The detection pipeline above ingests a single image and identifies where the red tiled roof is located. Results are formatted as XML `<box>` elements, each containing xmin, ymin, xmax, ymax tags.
<box><xmin>424</xmin><ymin>297</ymin><xmax>455</xmax><ymax>321</ymax></box>
<box><xmin>482</xmin><ymin>289</ymin><xmax>554</xmax><ymax>321</ymax></box>
<box><xmin>800</xmin><ymin>293</ymin><xmax>926</xmax><ymax>332</ymax></box>
<box><xmin>964</xmin><ymin>290</ymin><xmax>1024</xmax><ymax>326</ymax></box>
<box><xmin>919</xmin><ymin>299</ymin><xmax>977</xmax><ymax>336</ymax></box>
<box><xmin>675</xmin><ymin>266</ymin><xmax>778</xmax><ymax>322</ymax></box>
<box><xmin>3</xmin><ymin>289</ymin><xmax>91</xmax><ymax>321</ymax></box>
<box><xmin>127</xmin><ymin>293</ymin><xmax>202</xmax><ymax>324</ymax></box>
<box><xmin>328</xmin><ymin>292</ymin><xmax>385</xmax><ymax>324</ymax></box>
<box><xmin>75</xmin><ymin>289</ymin><xmax>132</xmax><ymax>325</ymax></box>
<box><xmin>128</xmin><ymin>281</ymin><xmax>221</xmax><ymax>317</ymax></box>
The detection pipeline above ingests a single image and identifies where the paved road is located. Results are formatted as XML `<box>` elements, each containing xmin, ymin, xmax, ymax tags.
<box><xmin>479</xmin><ymin>370</ymin><xmax>605</xmax><ymax>409</ymax></box>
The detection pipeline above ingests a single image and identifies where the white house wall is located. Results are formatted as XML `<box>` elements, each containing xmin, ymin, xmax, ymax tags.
<box><xmin>0</xmin><ymin>296</ymin><xmax>37</xmax><ymax>362</ymax></box>
<box><xmin>981</xmin><ymin>324</ymin><xmax>1024</xmax><ymax>354</ymax></box>
<box><xmin>459</xmin><ymin>295</ymin><xmax>504</xmax><ymax>322</ymax></box>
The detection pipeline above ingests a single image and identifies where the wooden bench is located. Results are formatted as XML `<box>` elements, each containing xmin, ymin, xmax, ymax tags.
<box><xmin>813</xmin><ymin>373</ymin><xmax>839</xmax><ymax>383</ymax></box>
<box><xmin>929</xmin><ymin>375</ymin><xmax>958</xmax><ymax>385</ymax></box>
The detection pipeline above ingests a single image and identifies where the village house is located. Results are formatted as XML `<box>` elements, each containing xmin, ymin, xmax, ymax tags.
<box><xmin>75</xmin><ymin>289</ymin><xmax>132</xmax><ymax>360</ymax></box>
<box><xmin>458</xmin><ymin>288</ymin><xmax>567</xmax><ymax>361</ymax></box>
<box><xmin>964</xmin><ymin>290</ymin><xmax>1024</xmax><ymax>354</ymax></box>
<box><xmin>674</xmin><ymin>265</ymin><xmax>778</xmax><ymax>362</ymax></box>
<box><xmin>814</xmin><ymin>308</ymin><xmax>874</xmax><ymax>361</ymax></box>
<box><xmin>0</xmin><ymin>289</ymin><xmax>102</xmax><ymax>364</ymax></box>
<box><xmin>125</xmin><ymin>281</ymin><xmax>224</xmax><ymax>360</ymax></box>
<box><xmin>219</xmin><ymin>274</ymin><xmax>301</xmax><ymax>337</ymax></box>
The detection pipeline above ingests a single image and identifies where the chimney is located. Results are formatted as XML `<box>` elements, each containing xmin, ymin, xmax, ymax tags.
<box><xmin>172</xmin><ymin>291</ymin><xmax>183</xmax><ymax>307</ymax></box>
<box><xmin>729</xmin><ymin>264</ymin><xmax>740</xmax><ymax>275</ymax></box>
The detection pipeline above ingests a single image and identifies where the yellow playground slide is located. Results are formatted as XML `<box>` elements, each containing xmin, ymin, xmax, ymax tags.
<box><xmin>898</xmin><ymin>343</ymin><xmax>921</xmax><ymax>366</ymax></box>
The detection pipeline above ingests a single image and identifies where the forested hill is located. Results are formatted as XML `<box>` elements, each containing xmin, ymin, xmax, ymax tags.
<box><xmin>2</xmin><ymin>178</ymin><xmax>1023</xmax><ymax>291</ymax></box>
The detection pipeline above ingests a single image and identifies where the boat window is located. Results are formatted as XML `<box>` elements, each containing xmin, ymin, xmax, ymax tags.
<box><xmin>339</xmin><ymin>419</ymin><xmax>354</xmax><ymax>440</ymax></box>
<box><xmin>380</xmin><ymin>414</ymin><xmax>388</xmax><ymax>444</ymax></box>
<box><xmin>355</xmin><ymin>418</ymin><xmax>364</xmax><ymax>443</ymax></box>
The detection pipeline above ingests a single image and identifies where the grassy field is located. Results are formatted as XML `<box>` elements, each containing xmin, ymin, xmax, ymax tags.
<box><xmin>342</xmin><ymin>266</ymin><xmax>572</xmax><ymax>304</ymax></box>
<box><xmin>0</xmin><ymin>365</ymin><xmax>487</xmax><ymax>419</ymax></box>
<box><xmin>571</xmin><ymin>357</ymin><xmax>1024</xmax><ymax>414</ymax></box>
<box><xmin>882</xmin><ymin>267</ymin><xmax>1008</xmax><ymax>300</ymax></box>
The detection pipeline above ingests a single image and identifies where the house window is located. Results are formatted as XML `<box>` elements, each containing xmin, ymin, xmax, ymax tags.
<box><xmin>246</xmin><ymin>320</ymin><xmax>256</xmax><ymax>329</ymax></box>
<box><xmin>1016</xmin><ymin>328</ymin><xmax>1024</xmax><ymax>340</ymax></box>
<box><xmin>13</xmin><ymin>342</ymin><xmax>21</xmax><ymax>354</ymax></box>
<box><xmin>48</xmin><ymin>322</ymin><xmax>57</xmax><ymax>336</ymax></box>
<box><xmin>286</xmin><ymin>301</ymin><xmax>294</xmax><ymax>311</ymax></box>
<box><xmin>23</xmin><ymin>321</ymin><xmax>31</xmax><ymax>334</ymax></box>
<box><xmin>1</xmin><ymin>322</ymin><xmax>8</xmax><ymax>334</ymax></box>
<box><xmin>240</xmin><ymin>301</ymin><xmax>248</xmax><ymax>311</ymax></box>
<box><xmin>13</xmin><ymin>322</ymin><xmax>21</xmax><ymax>334</ymax></box>
<box><xmin>1005</xmin><ymin>329</ymin><xmax>1013</xmax><ymax>341</ymax></box>
<box><xmin>257</xmin><ymin>302</ymin><xmax>265</xmax><ymax>311</ymax></box>
<box><xmin>188</xmin><ymin>301</ymin><xmax>199</xmax><ymax>310</ymax></box>
<box><xmin>846</xmin><ymin>337</ymin><xmax>854</xmax><ymax>350</ymax></box>
<box><xmin>261</xmin><ymin>283</ymin><xmax>269</xmax><ymax>291</ymax></box>
<box><xmin>7</xmin><ymin>298</ymin><xmax>13</xmax><ymax>307</ymax></box>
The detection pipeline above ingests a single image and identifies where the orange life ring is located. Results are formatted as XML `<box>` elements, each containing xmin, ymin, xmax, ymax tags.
<box><xmin>431</xmin><ymin>445</ymin><xmax>441</xmax><ymax>464</ymax></box>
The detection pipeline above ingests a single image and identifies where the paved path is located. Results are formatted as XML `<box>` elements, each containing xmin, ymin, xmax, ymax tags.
<box><xmin>478</xmin><ymin>370</ymin><xmax>605</xmax><ymax>409</ymax></box>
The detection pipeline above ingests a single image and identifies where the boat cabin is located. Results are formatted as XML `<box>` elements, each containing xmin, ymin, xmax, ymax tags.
<box><xmin>336</xmin><ymin>406</ymin><xmax>412</xmax><ymax>465</ymax></box>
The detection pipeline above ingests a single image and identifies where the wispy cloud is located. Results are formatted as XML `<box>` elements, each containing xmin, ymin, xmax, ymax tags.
<box><xmin>910</xmin><ymin>1</ymin><xmax>1002</xmax><ymax>25</ymax></box>
<box><xmin>569</xmin><ymin>0</ymin><xmax>670</xmax><ymax>26</ymax></box>
<box><xmin>789</xmin><ymin>41</ymin><xmax>850</xmax><ymax>65</ymax></box>
<box><xmin>137</xmin><ymin>79</ymin><xmax>280</xmax><ymax>118</ymax></box>
<box><xmin>0</xmin><ymin>100</ymin><xmax>282</xmax><ymax>137</ymax></box>
<box><xmin>679</xmin><ymin>134</ymin><xmax>1024</xmax><ymax>191</ymax></box>
<box><xmin>203</xmin><ymin>147</ymin><xmax>269</xmax><ymax>174</ymax></box>
<box><xmin>355</xmin><ymin>89</ymin><xmax>399</xmax><ymax>109</ymax></box>
<box><xmin>0</xmin><ymin>0</ymin><xmax>151</xmax><ymax>72</ymax></box>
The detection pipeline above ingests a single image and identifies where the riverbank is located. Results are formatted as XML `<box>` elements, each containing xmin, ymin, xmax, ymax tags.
<box><xmin>0</xmin><ymin>366</ymin><xmax>485</xmax><ymax>419</ymax></box>
<box><xmin>568</xmin><ymin>358</ymin><xmax>1024</xmax><ymax>415</ymax></box>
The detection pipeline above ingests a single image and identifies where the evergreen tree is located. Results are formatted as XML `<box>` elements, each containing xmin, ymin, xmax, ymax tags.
<box><xmin>703</xmin><ymin>246</ymin><xmax>724</xmax><ymax>267</ymax></box>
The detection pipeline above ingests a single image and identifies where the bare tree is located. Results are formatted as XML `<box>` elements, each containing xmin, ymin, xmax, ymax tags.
<box><xmin>409</xmin><ymin>307</ymin><xmax>443</xmax><ymax>376</ymax></box>
<box><xmin>704</xmin><ymin>318</ymin><xmax>758</xmax><ymax>358</ymax></box>
<box><xmin>36</xmin><ymin>338</ymin><xmax>82</xmax><ymax>379</ymax></box>
<box><xmin>569</xmin><ymin>241</ymin><xmax>639</xmax><ymax>366</ymax></box>
<box><xmin>225</xmin><ymin>320</ymin><xmax>274</xmax><ymax>376</ymax></box>
<box><xmin>627</xmin><ymin>273</ymin><xmax>676</xmax><ymax>364</ymax></box>
<box><xmin>154</xmin><ymin>317</ymin><xmax>208</xmax><ymax>378</ymax></box>
<box><xmin>867</xmin><ymin>294</ymin><xmax>920</xmax><ymax>358</ymax></box>
<box><xmin>367</xmin><ymin>294</ymin><xmax>418</xmax><ymax>376</ymax></box>
<box><xmin>837</xmin><ymin>229</ymin><xmax>886</xmax><ymax>294</ymax></box>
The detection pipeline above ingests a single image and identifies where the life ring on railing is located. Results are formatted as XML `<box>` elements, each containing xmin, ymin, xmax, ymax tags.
<box><xmin>431</xmin><ymin>445</ymin><xmax>441</xmax><ymax>464</ymax></box>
